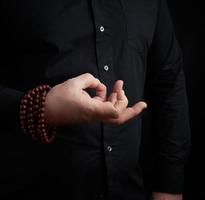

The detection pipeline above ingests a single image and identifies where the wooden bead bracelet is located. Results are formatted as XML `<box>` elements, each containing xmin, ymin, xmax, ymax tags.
<box><xmin>20</xmin><ymin>85</ymin><xmax>56</xmax><ymax>144</ymax></box>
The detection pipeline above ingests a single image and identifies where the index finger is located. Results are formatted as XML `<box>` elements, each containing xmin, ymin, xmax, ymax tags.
<box><xmin>75</xmin><ymin>73</ymin><xmax>101</xmax><ymax>89</ymax></box>
<box><xmin>76</xmin><ymin>73</ymin><xmax>107</xmax><ymax>101</ymax></box>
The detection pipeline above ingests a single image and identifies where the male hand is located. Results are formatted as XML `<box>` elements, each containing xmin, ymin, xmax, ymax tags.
<box><xmin>152</xmin><ymin>192</ymin><xmax>183</xmax><ymax>200</ymax></box>
<box><xmin>45</xmin><ymin>73</ymin><xmax>147</xmax><ymax>126</ymax></box>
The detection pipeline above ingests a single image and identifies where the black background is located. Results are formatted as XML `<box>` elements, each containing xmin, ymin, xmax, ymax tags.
<box><xmin>141</xmin><ymin>1</ymin><xmax>204</xmax><ymax>199</ymax></box>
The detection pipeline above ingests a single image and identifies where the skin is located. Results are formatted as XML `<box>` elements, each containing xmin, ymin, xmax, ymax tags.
<box><xmin>152</xmin><ymin>192</ymin><xmax>183</xmax><ymax>200</ymax></box>
<box><xmin>44</xmin><ymin>73</ymin><xmax>147</xmax><ymax>126</ymax></box>
<box><xmin>44</xmin><ymin>72</ymin><xmax>182</xmax><ymax>200</ymax></box>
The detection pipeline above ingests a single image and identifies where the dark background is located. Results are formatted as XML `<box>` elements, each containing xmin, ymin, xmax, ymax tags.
<box><xmin>141</xmin><ymin>1</ymin><xmax>204</xmax><ymax>200</ymax></box>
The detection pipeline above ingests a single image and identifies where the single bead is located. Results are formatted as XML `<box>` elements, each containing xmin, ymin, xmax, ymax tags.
<box><xmin>40</xmin><ymin>113</ymin><xmax>44</xmax><ymax>118</ymax></box>
<box><xmin>31</xmin><ymin>90</ymin><xmax>36</xmax><ymax>95</ymax></box>
<box><xmin>40</xmin><ymin>118</ymin><xmax>45</xmax><ymax>124</ymax></box>
<box><xmin>23</xmin><ymin>99</ymin><xmax>28</xmax><ymax>104</ymax></box>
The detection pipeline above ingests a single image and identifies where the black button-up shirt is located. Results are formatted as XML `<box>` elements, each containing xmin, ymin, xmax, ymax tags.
<box><xmin>0</xmin><ymin>0</ymin><xmax>190</xmax><ymax>199</ymax></box>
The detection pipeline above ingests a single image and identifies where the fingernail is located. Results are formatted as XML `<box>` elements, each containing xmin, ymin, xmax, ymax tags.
<box><xmin>143</xmin><ymin>103</ymin><xmax>147</xmax><ymax>109</ymax></box>
<box><xmin>121</xmin><ymin>80</ymin><xmax>124</xmax><ymax>89</ymax></box>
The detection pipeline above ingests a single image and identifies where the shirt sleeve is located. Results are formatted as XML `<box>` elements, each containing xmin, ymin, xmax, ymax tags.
<box><xmin>0</xmin><ymin>4</ymin><xmax>25</xmax><ymax>132</ymax></box>
<box><xmin>0</xmin><ymin>85</ymin><xmax>24</xmax><ymax>130</ymax></box>
<box><xmin>145</xmin><ymin>0</ymin><xmax>191</xmax><ymax>194</ymax></box>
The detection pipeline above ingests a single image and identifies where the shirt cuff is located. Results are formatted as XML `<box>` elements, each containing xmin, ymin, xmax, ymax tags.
<box><xmin>151</xmin><ymin>161</ymin><xmax>185</xmax><ymax>194</ymax></box>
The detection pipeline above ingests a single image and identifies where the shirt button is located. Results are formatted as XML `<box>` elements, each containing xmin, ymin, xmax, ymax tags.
<box><xmin>107</xmin><ymin>146</ymin><xmax>112</xmax><ymax>152</ymax></box>
<box><xmin>100</xmin><ymin>26</ymin><xmax>105</xmax><ymax>32</ymax></box>
<box><xmin>104</xmin><ymin>65</ymin><xmax>109</xmax><ymax>71</ymax></box>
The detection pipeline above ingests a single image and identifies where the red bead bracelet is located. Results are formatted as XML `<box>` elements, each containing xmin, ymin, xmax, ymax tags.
<box><xmin>20</xmin><ymin>85</ymin><xmax>56</xmax><ymax>144</ymax></box>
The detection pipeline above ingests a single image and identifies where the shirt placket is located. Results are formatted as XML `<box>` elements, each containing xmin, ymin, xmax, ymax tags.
<box><xmin>91</xmin><ymin>0</ymin><xmax>119</xmax><ymax>199</ymax></box>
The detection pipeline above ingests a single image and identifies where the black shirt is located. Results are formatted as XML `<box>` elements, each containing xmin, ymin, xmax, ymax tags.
<box><xmin>0</xmin><ymin>0</ymin><xmax>190</xmax><ymax>199</ymax></box>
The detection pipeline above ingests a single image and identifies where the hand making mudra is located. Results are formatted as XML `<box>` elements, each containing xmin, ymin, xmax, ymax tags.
<box><xmin>20</xmin><ymin>73</ymin><xmax>147</xmax><ymax>143</ymax></box>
